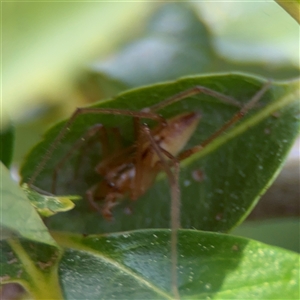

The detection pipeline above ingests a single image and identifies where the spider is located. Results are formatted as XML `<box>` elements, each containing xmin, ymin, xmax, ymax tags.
<box><xmin>27</xmin><ymin>81</ymin><xmax>270</xmax><ymax>299</ymax></box>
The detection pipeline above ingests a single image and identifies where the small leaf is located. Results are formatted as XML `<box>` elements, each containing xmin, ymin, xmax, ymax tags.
<box><xmin>0</xmin><ymin>163</ymin><xmax>56</xmax><ymax>246</ymax></box>
<box><xmin>20</xmin><ymin>73</ymin><xmax>300</xmax><ymax>234</ymax></box>
<box><xmin>21</xmin><ymin>184</ymin><xmax>81</xmax><ymax>217</ymax></box>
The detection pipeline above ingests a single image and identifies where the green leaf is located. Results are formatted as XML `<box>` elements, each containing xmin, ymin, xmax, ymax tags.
<box><xmin>0</xmin><ymin>238</ymin><xmax>63</xmax><ymax>299</ymax></box>
<box><xmin>20</xmin><ymin>73</ymin><xmax>300</xmax><ymax>234</ymax></box>
<box><xmin>3</xmin><ymin>230</ymin><xmax>298</xmax><ymax>299</ymax></box>
<box><xmin>0</xmin><ymin>163</ymin><xmax>57</xmax><ymax>246</ymax></box>
<box><xmin>21</xmin><ymin>184</ymin><xmax>81</xmax><ymax>217</ymax></box>
<box><xmin>276</xmin><ymin>0</ymin><xmax>300</xmax><ymax>24</ymax></box>
<box><xmin>0</xmin><ymin>124</ymin><xmax>14</xmax><ymax>168</ymax></box>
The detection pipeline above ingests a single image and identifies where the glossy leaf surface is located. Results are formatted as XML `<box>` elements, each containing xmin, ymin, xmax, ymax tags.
<box><xmin>2</xmin><ymin>230</ymin><xmax>298</xmax><ymax>299</ymax></box>
<box><xmin>20</xmin><ymin>73</ymin><xmax>300</xmax><ymax>234</ymax></box>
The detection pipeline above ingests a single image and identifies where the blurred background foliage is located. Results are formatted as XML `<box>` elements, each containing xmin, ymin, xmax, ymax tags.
<box><xmin>2</xmin><ymin>1</ymin><xmax>299</xmax><ymax>252</ymax></box>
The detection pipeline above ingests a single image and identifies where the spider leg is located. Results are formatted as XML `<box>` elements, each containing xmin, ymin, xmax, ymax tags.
<box><xmin>86</xmin><ymin>184</ymin><xmax>100</xmax><ymax>213</ymax></box>
<box><xmin>86</xmin><ymin>184</ymin><xmax>123</xmax><ymax>221</ymax></box>
<box><xmin>178</xmin><ymin>82</ymin><xmax>271</xmax><ymax>161</ymax></box>
<box><xmin>132</xmin><ymin>117</ymin><xmax>145</xmax><ymax>201</ymax></box>
<box><xmin>148</xmin><ymin>85</ymin><xmax>241</xmax><ymax>113</ymax></box>
<box><xmin>101</xmin><ymin>192</ymin><xmax>124</xmax><ymax>221</ymax></box>
<box><xmin>140</xmin><ymin>123</ymin><xmax>181</xmax><ymax>300</ymax></box>
<box><xmin>29</xmin><ymin>108</ymin><xmax>166</xmax><ymax>186</ymax></box>
<box><xmin>147</xmin><ymin>81</ymin><xmax>270</xmax><ymax>115</ymax></box>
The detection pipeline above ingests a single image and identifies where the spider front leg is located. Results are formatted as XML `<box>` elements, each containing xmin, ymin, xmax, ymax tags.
<box><xmin>148</xmin><ymin>85</ymin><xmax>242</xmax><ymax>113</ymax></box>
<box><xmin>86</xmin><ymin>184</ymin><xmax>123</xmax><ymax>221</ymax></box>
<box><xmin>147</xmin><ymin>82</ymin><xmax>270</xmax><ymax>116</ymax></box>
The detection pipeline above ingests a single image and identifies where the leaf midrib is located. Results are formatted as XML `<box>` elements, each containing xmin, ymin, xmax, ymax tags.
<box><xmin>54</xmin><ymin>233</ymin><xmax>173</xmax><ymax>299</ymax></box>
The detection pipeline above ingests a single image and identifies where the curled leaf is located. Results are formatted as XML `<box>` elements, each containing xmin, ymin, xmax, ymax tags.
<box><xmin>21</xmin><ymin>184</ymin><xmax>81</xmax><ymax>217</ymax></box>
